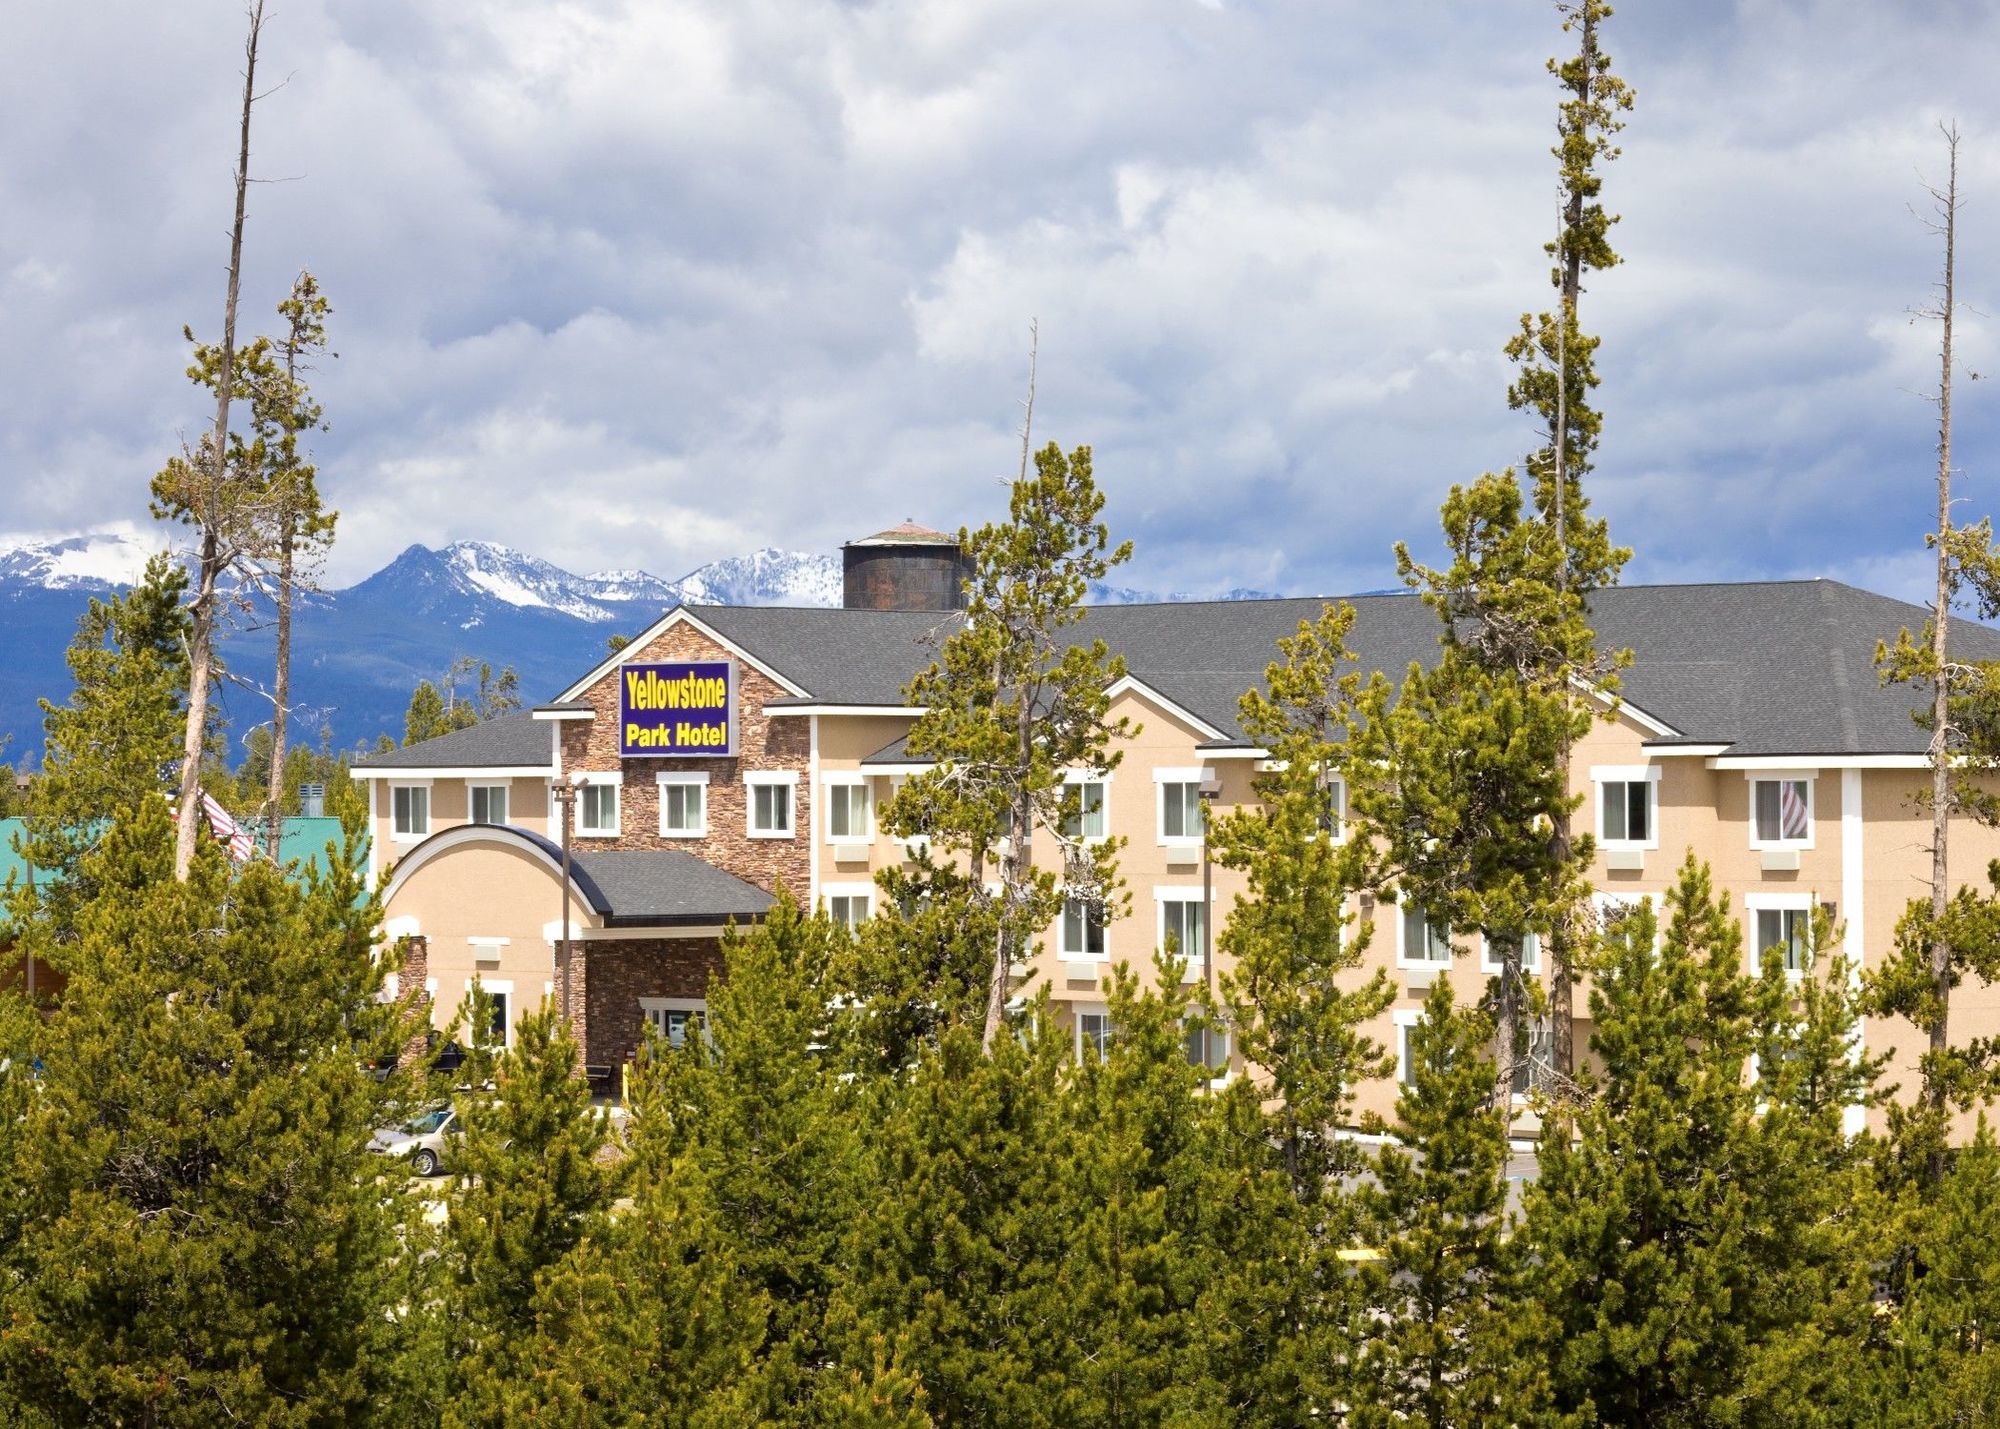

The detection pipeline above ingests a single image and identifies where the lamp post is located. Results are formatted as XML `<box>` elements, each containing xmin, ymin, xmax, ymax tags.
<box><xmin>552</xmin><ymin>773</ymin><xmax>585</xmax><ymax>1040</ymax></box>
<box><xmin>1198</xmin><ymin>772</ymin><xmax>1223</xmax><ymax>1084</ymax></box>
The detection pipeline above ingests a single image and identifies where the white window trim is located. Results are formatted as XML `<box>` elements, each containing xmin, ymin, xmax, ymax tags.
<box><xmin>1392</xmin><ymin>1007</ymin><xmax>1424</xmax><ymax>1085</ymax></box>
<box><xmin>1324</xmin><ymin>773</ymin><xmax>1349</xmax><ymax>844</ymax></box>
<box><xmin>822</xmin><ymin>772</ymin><xmax>874</xmax><ymax>844</ymax></box>
<box><xmin>469</xmin><ymin>977</ymin><xmax>515</xmax><ymax>1048</ymax></box>
<box><xmin>467</xmin><ymin>781</ymin><xmax>511</xmax><ymax>827</ymax></box>
<box><xmin>1074</xmin><ymin>1001</ymin><xmax>1113</xmax><ymax>1061</ymax></box>
<box><xmin>1154</xmin><ymin>766</ymin><xmax>1211</xmax><ymax>848</ymax></box>
<box><xmin>1064</xmin><ymin>768</ymin><xmax>1114</xmax><ymax>845</ymax></box>
<box><xmin>655</xmin><ymin>770</ymin><xmax>710</xmax><ymax>838</ymax></box>
<box><xmin>566</xmin><ymin>770</ymin><xmax>622</xmax><ymax>839</ymax></box>
<box><xmin>1744</xmin><ymin>892</ymin><xmax>1819</xmax><ymax>979</ymax></box>
<box><xmin>1746</xmin><ymin>771</ymin><xmax>1816</xmax><ymax>851</ymax></box>
<box><xmin>1593</xmin><ymin>891</ymin><xmax>1662</xmax><ymax>955</ymax></box>
<box><xmin>639</xmin><ymin>996</ymin><xmax>711</xmax><ymax>1048</ymax></box>
<box><xmin>821</xmin><ymin>882</ymin><xmax>874</xmax><ymax>928</ymax></box>
<box><xmin>1156</xmin><ymin>887</ymin><xmax>1209</xmax><ymax>982</ymax></box>
<box><xmin>1394</xmin><ymin>901</ymin><xmax>1454</xmax><ymax>970</ymax></box>
<box><xmin>390</xmin><ymin>780</ymin><xmax>433</xmax><ymax>844</ymax></box>
<box><xmin>1479</xmin><ymin>930</ymin><xmax>1542</xmax><ymax>976</ymax></box>
<box><xmin>1591</xmin><ymin>764</ymin><xmax>1661</xmax><ymax>851</ymax></box>
<box><xmin>1059</xmin><ymin>892</ymin><xmax>1110</xmax><ymax>962</ymax></box>
<box><xmin>1182</xmin><ymin>1012</ymin><xmax>1234</xmax><ymax>1087</ymax></box>
<box><xmin>744</xmin><ymin>770</ymin><xmax>799</xmax><ymax>840</ymax></box>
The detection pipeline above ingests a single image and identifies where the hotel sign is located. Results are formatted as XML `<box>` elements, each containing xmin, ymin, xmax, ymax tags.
<box><xmin>618</xmin><ymin>660</ymin><xmax>737</xmax><ymax>758</ymax></box>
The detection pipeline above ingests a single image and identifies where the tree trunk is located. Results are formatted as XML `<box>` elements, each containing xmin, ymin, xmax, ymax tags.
<box><xmin>265</xmin><ymin>528</ymin><xmax>294</xmax><ymax>860</ymax></box>
<box><xmin>1926</xmin><ymin>130</ymin><xmax>1959</xmax><ymax>1139</ymax></box>
<box><xmin>173</xmin><ymin>0</ymin><xmax>263</xmax><ymax>880</ymax></box>
<box><xmin>1490</xmin><ymin>928</ymin><xmax>1523</xmax><ymax>1108</ymax></box>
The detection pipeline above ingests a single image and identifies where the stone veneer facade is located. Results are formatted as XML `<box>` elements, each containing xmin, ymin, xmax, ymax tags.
<box><xmin>560</xmin><ymin>622</ymin><xmax>812</xmax><ymax>899</ymax></box>
<box><xmin>578</xmin><ymin>936</ymin><xmax>724</xmax><ymax>1073</ymax></box>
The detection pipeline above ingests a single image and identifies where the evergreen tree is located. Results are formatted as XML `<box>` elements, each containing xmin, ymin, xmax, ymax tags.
<box><xmin>432</xmin><ymin>999</ymin><xmax>620</xmax><ymax>1424</ymax></box>
<box><xmin>886</xmin><ymin>436</ymin><xmax>1134</xmax><ymax>1051</ymax></box>
<box><xmin>1515</xmin><ymin>856</ymin><xmax>1875</xmax><ymax>1423</ymax></box>
<box><xmin>1352</xmin><ymin>975</ymin><xmax>1514</xmax><ymax>1427</ymax></box>
<box><xmin>0</xmin><ymin>797</ymin><xmax>413</xmax><ymax>1422</ymax></box>
<box><xmin>1498</xmin><ymin>0</ymin><xmax>1636</xmax><ymax>1077</ymax></box>
<box><xmin>404</xmin><ymin>680</ymin><xmax>451</xmax><ymax>747</ymax></box>
<box><xmin>9</xmin><ymin>555</ymin><xmax>190</xmax><ymax>947</ymax></box>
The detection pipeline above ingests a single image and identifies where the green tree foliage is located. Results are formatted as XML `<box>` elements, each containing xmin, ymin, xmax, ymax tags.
<box><xmin>432</xmin><ymin>998</ymin><xmax>620</xmax><ymax>1423</ymax></box>
<box><xmin>885</xmin><ymin>440</ymin><xmax>1134</xmax><ymax>1050</ymax></box>
<box><xmin>1352</xmin><ymin>975</ymin><xmax>1514</xmax><ymax>1426</ymax></box>
<box><xmin>1515</xmin><ymin>856</ymin><xmax>1882</xmax><ymax>1423</ymax></box>
<box><xmin>9</xmin><ymin>555</ymin><xmax>191</xmax><ymax>948</ymax></box>
<box><xmin>0</xmin><ymin>796</ymin><xmax>413</xmax><ymax>1422</ymax></box>
<box><xmin>404</xmin><ymin>660</ymin><xmax>524</xmax><ymax>748</ymax></box>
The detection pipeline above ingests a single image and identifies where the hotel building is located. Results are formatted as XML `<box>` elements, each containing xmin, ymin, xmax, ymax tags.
<box><xmin>353</xmin><ymin>524</ymin><xmax>2000</xmax><ymax>1129</ymax></box>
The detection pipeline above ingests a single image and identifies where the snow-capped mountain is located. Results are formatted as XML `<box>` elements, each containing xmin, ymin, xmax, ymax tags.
<box><xmin>665</xmin><ymin>547</ymin><xmax>842</xmax><ymax>607</ymax></box>
<box><xmin>0</xmin><ymin>528</ymin><xmax>165</xmax><ymax>591</ymax></box>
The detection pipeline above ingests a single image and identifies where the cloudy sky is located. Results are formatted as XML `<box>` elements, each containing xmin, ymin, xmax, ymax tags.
<box><xmin>4</xmin><ymin>0</ymin><xmax>1999</xmax><ymax>602</ymax></box>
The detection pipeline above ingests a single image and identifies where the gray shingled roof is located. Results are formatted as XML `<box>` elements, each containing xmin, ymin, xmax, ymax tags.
<box><xmin>572</xmin><ymin>849</ymin><xmax>775</xmax><ymax>927</ymax></box>
<box><xmin>384</xmin><ymin>580</ymin><xmax>2000</xmax><ymax>768</ymax></box>
<box><xmin>355</xmin><ymin>712</ymin><xmax>553</xmax><ymax>770</ymax></box>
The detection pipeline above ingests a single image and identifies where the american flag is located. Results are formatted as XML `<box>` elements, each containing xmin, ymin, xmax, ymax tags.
<box><xmin>1779</xmin><ymin>781</ymin><xmax>1809</xmax><ymax>841</ymax></box>
<box><xmin>199</xmin><ymin>790</ymin><xmax>257</xmax><ymax>863</ymax></box>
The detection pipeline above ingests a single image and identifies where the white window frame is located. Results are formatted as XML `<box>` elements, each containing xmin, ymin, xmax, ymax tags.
<box><xmin>1060</xmin><ymin>894</ymin><xmax>1109</xmax><ymax>961</ymax></box>
<box><xmin>1395</xmin><ymin>901</ymin><xmax>1454</xmax><ymax>969</ymax></box>
<box><xmin>1392</xmin><ymin>1007</ymin><xmax>1424</xmax><ymax>1086</ymax></box>
<box><xmin>1074</xmin><ymin>1001</ymin><xmax>1113</xmax><ymax>1061</ymax></box>
<box><xmin>1182</xmin><ymin>1012</ymin><xmax>1233</xmax><ymax>1083</ymax></box>
<box><xmin>568</xmin><ymin>771</ymin><xmax>621</xmax><ymax>839</ymax></box>
<box><xmin>1323</xmin><ymin>773</ymin><xmax>1348</xmax><ymax>843</ymax></box>
<box><xmin>1155</xmin><ymin>766</ymin><xmax>1211</xmax><ymax>847</ymax></box>
<box><xmin>745</xmin><ymin>770</ymin><xmax>798</xmax><ymax>839</ymax></box>
<box><xmin>1592</xmin><ymin>764</ymin><xmax>1661</xmax><ymax>850</ymax></box>
<box><xmin>1062</xmin><ymin>769</ymin><xmax>1113</xmax><ymax>844</ymax></box>
<box><xmin>468</xmin><ymin>781</ymin><xmax>511</xmax><ymax>827</ymax></box>
<box><xmin>1744</xmin><ymin>892</ymin><xmax>1818</xmax><ymax>979</ymax></box>
<box><xmin>468</xmin><ymin>977</ymin><xmax>514</xmax><ymax>1048</ymax></box>
<box><xmin>823</xmin><ymin>772</ymin><xmax>873</xmax><ymax>843</ymax></box>
<box><xmin>1479</xmin><ymin>930</ymin><xmax>1542</xmax><ymax>975</ymax></box>
<box><xmin>654</xmin><ymin>770</ymin><xmax>709</xmax><ymax>838</ymax></box>
<box><xmin>1156</xmin><ymin>888</ymin><xmax>1210</xmax><ymax>983</ymax></box>
<box><xmin>1747</xmin><ymin>772</ymin><xmax>1816</xmax><ymax>851</ymax></box>
<box><xmin>822</xmin><ymin>882</ymin><xmax>874</xmax><ymax>930</ymax></box>
<box><xmin>390</xmin><ymin>781</ymin><xmax>432</xmax><ymax>843</ymax></box>
<box><xmin>639</xmin><ymin>996</ymin><xmax>709</xmax><ymax>1050</ymax></box>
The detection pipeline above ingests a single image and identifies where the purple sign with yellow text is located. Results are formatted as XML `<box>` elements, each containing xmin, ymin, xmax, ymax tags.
<box><xmin>618</xmin><ymin>660</ymin><xmax>737</xmax><ymax>758</ymax></box>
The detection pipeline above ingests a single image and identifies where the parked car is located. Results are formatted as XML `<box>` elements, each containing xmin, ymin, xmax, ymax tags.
<box><xmin>369</xmin><ymin>1105</ymin><xmax>456</xmax><ymax>1176</ymax></box>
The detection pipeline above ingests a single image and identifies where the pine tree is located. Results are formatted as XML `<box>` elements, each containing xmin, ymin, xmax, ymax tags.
<box><xmin>404</xmin><ymin>680</ymin><xmax>451</xmax><ymax>747</ymax></box>
<box><xmin>9</xmin><ymin>555</ymin><xmax>190</xmax><ymax>949</ymax></box>
<box><xmin>1515</xmin><ymin>856</ymin><xmax>1876</xmax><ymax>1422</ymax></box>
<box><xmin>1351</xmin><ymin>974</ymin><xmax>1514</xmax><ymax>1427</ymax></box>
<box><xmin>0</xmin><ymin>797</ymin><xmax>414</xmax><ymax>1422</ymax></box>
<box><xmin>886</xmin><ymin>432</ymin><xmax>1134</xmax><ymax>1051</ymax></box>
<box><xmin>433</xmin><ymin>999</ymin><xmax>620</xmax><ymax>1424</ymax></box>
<box><xmin>1499</xmin><ymin>0</ymin><xmax>1636</xmax><ymax>1078</ymax></box>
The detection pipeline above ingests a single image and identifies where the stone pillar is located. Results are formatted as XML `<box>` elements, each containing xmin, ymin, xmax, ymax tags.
<box><xmin>394</xmin><ymin>934</ymin><xmax>434</xmax><ymax>1070</ymax></box>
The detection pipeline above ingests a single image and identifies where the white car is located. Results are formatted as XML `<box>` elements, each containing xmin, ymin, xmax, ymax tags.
<box><xmin>370</xmin><ymin>1105</ymin><xmax>456</xmax><ymax>1176</ymax></box>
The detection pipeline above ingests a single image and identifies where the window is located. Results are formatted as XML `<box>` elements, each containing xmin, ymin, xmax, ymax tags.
<box><xmin>469</xmin><ymin>783</ymin><xmax>509</xmax><ymax>826</ymax></box>
<box><xmin>1399</xmin><ymin>903</ymin><xmax>1452</xmax><ymax>966</ymax></box>
<box><xmin>575</xmin><ymin>778</ymin><xmax>620</xmax><ymax>837</ymax></box>
<box><xmin>1160</xmin><ymin>894</ymin><xmax>1208</xmax><ymax>974</ymax></box>
<box><xmin>1183</xmin><ymin>1018</ymin><xmax>1231</xmax><ymax>1075</ymax></box>
<box><xmin>1160</xmin><ymin>781</ymin><xmax>1204</xmax><ymax>842</ymax></box>
<box><xmin>747</xmin><ymin>772</ymin><xmax>796</xmax><ymax>838</ymax></box>
<box><xmin>1600</xmin><ymin>781</ymin><xmax>1650</xmax><ymax>843</ymax></box>
<box><xmin>1076</xmin><ymin>1005</ymin><xmax>1113</xmax><ymax>1061</ymax></box>
<box><xmin>642</xmin><ymin>998</ymin><xmax>708</xmax><ymax>1050</ymax></box>
<box><xmin>1322</xmin><ymin>775</ymin><xmax>1347</xmax><ymax>840</ymax></box>
<box><xmin>1747</xmin><ymin>896</ymin><xmax>1816</xmax><ymax>976</ymax></box>
<box><xmin>1393</xmin><ymin>1009</ymin><xmax>1423</xmax><ymax>1086</ymax></box>
<box><xmin>391</xmin><ymin>784</ymin><xmax>429</xmax><ymax>840</ymax></box>
<box><xmin>1062</xmin><ymin>897</ymin><xmax>1107</xmax><ymax>959</ymax></box>
<box><xmin>486</xmin><ymin>991</ymin><xmax>509</xmax><ymax>1046</ymax></box>
<box><xmin>1064</xmin><ymin>776</ymin><xmax>1109</xmax><ymax>841</ymax></box>
<box><xmin>1480</xmin><ymin>931</ymin><xmax>1542</xmax><ymax>975</ymax></box>
<box><xmin>468</xmin><ymin>980</ymin><xmax>512</xmax><ymax>1047</ymax></box>
<box><xmin>1751</xmin><ymin>776</ymin><xmax>1812</xmax><ymax>846</ymax></box>
<box><xmin>1595</xmin><ymin>892</ymin><xmax>1658</xmax><ymax>957</ymax></box>
<box><xmin>656</xmin><ymin>772</ymin><xmax>708</xmax><ymax>837</ymax></box>
<box><xmin>827</xmin><ymin>779</ymin><xmax>872</xmax><ymax>841</ymax></box>
<box><xmin>827</xmin><ymin>891</ymin><xmax>872</xmax><ymax>929</ymax></box>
